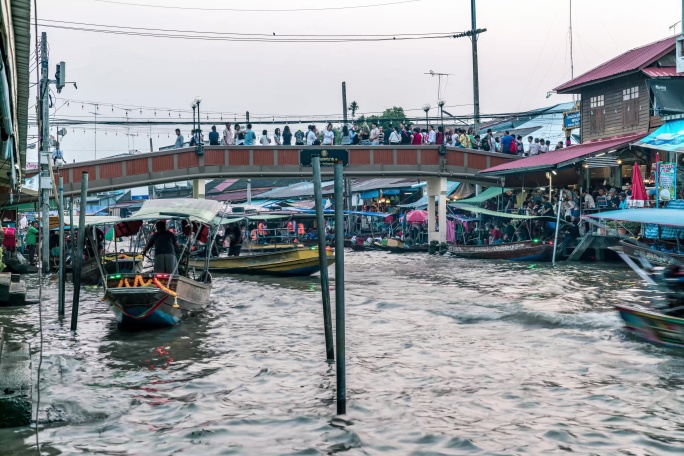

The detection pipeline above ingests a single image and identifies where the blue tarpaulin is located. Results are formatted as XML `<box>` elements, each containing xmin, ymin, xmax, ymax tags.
<box><xmin>398</xmin><ymin>182</ymin><xmax>461</xmax><ymax>208</ymax></box>
<box><xmin>633</xmin><ymin>119</ymin><xmax>684</xmax><ymax>153</ymax></box>
<box><xmin>360</xmin><ymin>190</ymin><xmax>380</xmax><ymax>199</ymax></box>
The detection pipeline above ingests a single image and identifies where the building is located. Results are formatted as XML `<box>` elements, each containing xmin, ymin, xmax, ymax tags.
<box><xmin>0</xmin><ymin>0</ymin><xmax>30</xmax><ymax>199</ymax></box>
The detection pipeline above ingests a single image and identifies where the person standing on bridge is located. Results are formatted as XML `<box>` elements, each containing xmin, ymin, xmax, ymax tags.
<box><xmin>209</xmin><ymin>126</ymin><xmax>220</xmax><ymax>145</ymax></box>
<box><xmin>322</xmin><ymin>123</ymin><xmax>335</xmax><ymax>146</ymax></box>
<box><xmin>370</xmin><ymin>122</ymin><xmax>380</xmax><ymax>145</ymax></box>
<box><xmin>223</xmin><ymin>123</ymin><xmax>234</xmax><ymax>145</ymax></box>
<box><xmin>174</xmin><ymin>129</ymin><xmax>184</xmax><ymax>148</ymax></box>
<box><xmin>142</xmin><ymin>220</ymin><xmax>181</xmax><ymax>274</ymax></box>
<box><xmin>282</xmin><ymin>126</ymin><xmax>292</xmax><ymax>145</ymax></box>
<box><xmin>235</xmin><ymin>124</ymin><xmax>245</xmax><ymax>145</ymax></box>
<box><xmin>244</xmin><ymin>124</ymin><xmax>257</xmax><ymax>146</ymax></box>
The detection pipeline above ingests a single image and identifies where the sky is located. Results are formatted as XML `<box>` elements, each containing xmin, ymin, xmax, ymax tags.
<box><xmin>29</xmin><ymin>0</ymin><xmax>683</xmax><ymax>163</ymax></box>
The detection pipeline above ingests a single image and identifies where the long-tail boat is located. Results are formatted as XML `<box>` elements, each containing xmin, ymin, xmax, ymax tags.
<box><xmin>100</xmin><ymin>199</ymin><xmax>223</xmax><ymax>329</ymax></box>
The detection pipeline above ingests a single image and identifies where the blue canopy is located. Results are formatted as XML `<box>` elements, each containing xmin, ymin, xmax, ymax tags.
<box><xmin>587</xmin><ymin>209</ymin><xmax>684</xmax><ymax>227</ymax></box>
<box><xmin>360</xmin><ymin>190</ymin><xmax>379</xmax><ymax>199</ymax></box>
<box><xmin>633</xmin><ymin>119</ymin><xmax>684</xmax><ymax>153</ymax></box>
<box><xmin>286</xmin><ymin>208</ymin><xmax>392</xmax><ymax>218</ymax></box>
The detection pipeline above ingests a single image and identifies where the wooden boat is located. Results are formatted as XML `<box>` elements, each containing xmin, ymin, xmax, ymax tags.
<box><xmin>188</xmin><ymin>248</ymin><xmax>335</xmax><ymax>277</ymax></box>
<box><xmin>68</xmin><ymin>253</ymin><xmax>144</xmax><ymax>285</ymax></box>
<box><xmin>620</xmin><ymin>239</ymin><xmax>684</xmax><ymax>266</ymax></box>
<box><xmin>350</xmin><ymin>243</ymin><xmax>367</xmax><ymax>252</ymax></box>
<box><xmin>104</xmin><ymin>272</ymin><xmax>212</xmax><ymax>328</ymax></box>
<box><xmin>448</xmin><ymin>240</ymin><xmax>554</xmax><ymax>261</ymax></box>
<box><xmin>615</xmin><ymin>304</ymin><xmax>684</xmax><ymax>348</ymax></box>
<box><xmin>374</xmin><ymin>243</ymin><xmax>429</xmax><ymax>254</ymax></box>
<box><xmin>98</xmin><ymin>198</ymin><xmax>224</xmax><ymax>329</ymax></box>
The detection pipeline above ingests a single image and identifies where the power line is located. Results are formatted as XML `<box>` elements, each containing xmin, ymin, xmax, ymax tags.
<box><xmin>36</xmin><ymin>22</ymin><xmax>457</xmax><ymax>43</ymax></box>
<box><xmin>93</xmin><ymin>0</ymin><xmax>424</xmax><ymax>12</ymax></box>
<box><xmin>39</xmin><ymin>19</ymin><xmax>453</xmax><ymax>38</ymax></box>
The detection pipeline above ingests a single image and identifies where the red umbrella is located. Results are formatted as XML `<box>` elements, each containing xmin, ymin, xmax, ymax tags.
<box><xmin>629</xmin><ymin>162</ymin><xmax>648</xmax><ymax>208</ymax></box>
<box><xmin>405</xmin><ymin>210</ymin><xmax>429</xmax><ymax>223</ymax></box>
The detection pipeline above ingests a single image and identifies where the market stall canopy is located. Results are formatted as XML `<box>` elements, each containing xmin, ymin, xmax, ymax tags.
<box><xmin>585</xmin><ymin>209</ymin><xmax>684</xmax><ymax>227</ymax></box>
<box><xmin>479</xmin><ymin>133</ymin><xmax>647</xmax><ymax>176</ymax></box>
<box><xmin>48</xmin><ymin>215</ymin><xmax>120</xmax><ymax>230</ymax></box>
<box><xmin>450</xmin><ymin>204</ymin><xmax>559</xmax><ymax>221</ymax></box>
<box><xmin>633</xmin><ymin>119</ymin><xmax>684</xmax><ymax>153</ymax></box>
<box><xmin>457</xmin><ymin>187</ymin><xmax>512</xmax><ymax>204</ymax></box>
<box><xmin>397</xmin><ymin>181</ymin><xmax>461</xmax><ymax>208</ymax></box>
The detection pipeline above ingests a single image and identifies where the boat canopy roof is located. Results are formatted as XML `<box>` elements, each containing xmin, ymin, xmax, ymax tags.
<box><xmin>586</xmin><ymin>209</ymin><xmax>684</xmax><ymax>227</ymax></box>
<box><xmin>112</xmin><ymin>199</ymin><xmax>223</xmax><ymax>225</ymax></box>
<box><xmin>450</xmin><ymin>204</ymin><xmax>552</xmax><ymax>220</ymax></box>
<box><xmin>49</xmin><ymin>215</ymin><xmax>121</xmax><ymax>229</ymax></box>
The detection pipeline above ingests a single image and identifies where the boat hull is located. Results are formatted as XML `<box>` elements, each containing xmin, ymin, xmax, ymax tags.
<box><xmin>374</xmin><ymin>244</ymin><xmax>429</xmax><ymax>254</ymax></box>
<box><xmin>448</xmin><ymin>241</ymin><xmax>554</xmax><ymax>261</ymax></box>
<box><xmin>616</xmin><ymin>304</ymin><xmax>684</xmax><ymax>348</ymax></box>
<box><xmin>620</xmin><ymin>240</ymin><xmax>684</xmax><ymax>266</ymax></box>
<box><xmin>189</xmin><ymin>249</ymin><xmax>335</xmax><ymax>277</ymax></box>
<box><xmin>104</xmin><ymin>274</ymin><xmax>212</xmax><ymax>329</ymax></box>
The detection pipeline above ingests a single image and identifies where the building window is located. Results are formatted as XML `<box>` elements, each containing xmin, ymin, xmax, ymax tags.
<box><xmin>589</xmin><ymin>95</ymin><xmax>605</xmax><ymax>134</ymax></box>
<box><xmin>622</xmin><ymin>85</ymin><xmax>640</xmax><ymax>128</ymax></box>
<box><xmin>590</xmin><ymin>95</ymin><xmax>604</xmax><ymax>108</ymax></box>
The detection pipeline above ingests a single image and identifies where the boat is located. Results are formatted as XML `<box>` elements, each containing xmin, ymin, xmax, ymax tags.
<box><xmin>615</xmin><ymin>304</ymin><xmax>684</xmax><ymax>348</ymax></box>
<box><xmin>588</xmin><ymin>209</ymin><xmax>684</xmax><ymax>267</ymax></box>
<box><xmin>100</xmin><ymin>198</ymin><xmax>224</xmax><ymax>329</ymax></box>
<box><xmin>374</xmin><ymin>243</ymin><xmax>429</xmax><ymax>254</ymax></box>
<box><xmin>448</xmin><ymin>240</ymin><xmax>554</xmax><ymax>261</ymax></box>
<box><xmin>350</xmin><ymin>243</ymin><xmax>367</xmax><ymax>252</ymax></box>
<box><xmin>188</xmin><ymin>247</ymin><xmax>335</xmax><ymax>277</ymax></box>
<box><xmin>620</xmin><ymin>239</ymin><xmax>684</xmax><ymax>266</ymax></box>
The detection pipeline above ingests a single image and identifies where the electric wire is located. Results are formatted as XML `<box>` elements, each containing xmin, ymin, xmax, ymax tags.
<box><xmin>93</xmin><ymin>0</ymin><xmax>424</xmax><ymax>12</ymax></box>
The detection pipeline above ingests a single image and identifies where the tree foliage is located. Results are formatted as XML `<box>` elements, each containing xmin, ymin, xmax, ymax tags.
<box><xmin>359</xmin><ymin>106</ymin><xmax>407</xmax><ymax>129</ymax></box>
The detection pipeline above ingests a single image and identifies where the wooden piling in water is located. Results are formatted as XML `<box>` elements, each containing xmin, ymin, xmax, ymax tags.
<box><xmin>58</xmin><ymin>177</ymin><xmax>65</xmax><ymax>317</ymax></box>
<box><xmin>71</xmin><ymin>172</ymin><xmax>88</xmax><ymax>331</ymax></box>
<box><xmin>312</xmin><ymin>157</ymin><xmax>335</xmax><ymax>362</ymax></box>
<box><xmin>334</xmin><ymin>162</ymin><xmax>346</xmax><ymax>414</ymax></box>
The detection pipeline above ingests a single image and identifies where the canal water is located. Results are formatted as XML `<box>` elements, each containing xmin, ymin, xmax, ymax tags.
<box><xmin>1</xmin><ymin>253</ymin><xmax>683</xmax><ymax>455</ymax></box>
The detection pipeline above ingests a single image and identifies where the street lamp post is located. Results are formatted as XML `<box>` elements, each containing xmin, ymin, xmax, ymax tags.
<box><xmin>438</xmin><ymin>99</ymin><xmax>445</xmax><ymax>132</ymax></box>
<box><xmin>191</xmin><ymin>101</ymin><xmax>197</xmax><ymax>142</ymax></box>
<box><xmin>422</xmin><ymin>103</ymin><xmax>431</xmax><ymax>134</ymax></box>
<box><xmin>194</xmin><ymin>96</ymin><xmax>202</xmax><ymax>145</ymax></box>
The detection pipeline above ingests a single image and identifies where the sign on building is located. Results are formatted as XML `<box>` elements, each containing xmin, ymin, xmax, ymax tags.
<box><xmin>658</xmin><ymin>162</ymin><xmax>677</xmax><ymax>201</ymax></box>
<box><xmin>300</xmin><ymin>149</ymin><xmax>349</xmax><ymax>167</ymax></box>
<box><xmin>563</xmin><ymin>110</ymin><xmax>580</xmax><ymax>130</ymax></box>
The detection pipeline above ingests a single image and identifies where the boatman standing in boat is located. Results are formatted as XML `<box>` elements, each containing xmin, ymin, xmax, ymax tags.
<box><xmin>142</xmin><ymin>221</ymin><xmax>182</xmax><ymax>273</ymax></box>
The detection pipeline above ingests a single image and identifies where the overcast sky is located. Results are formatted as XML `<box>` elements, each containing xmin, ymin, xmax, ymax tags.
<box><xmin>30</xmin><ymin>0</ymin><xmax>683</xmax><ymax>163</ymax></box>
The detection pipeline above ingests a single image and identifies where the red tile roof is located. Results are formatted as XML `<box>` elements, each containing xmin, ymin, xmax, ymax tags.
<box><xmin>479</xmin><ymin>132</ymin><xmax>647</xmax><ymax>176</ymax></box>
<box><xmin>554</xmin><ymin>37</ymin><xmax>676</xmax><ymax>93</ymax></box>
<box><xmin>641</xmin><ymin>66</ymin><xmax>684</xmax><ymax>78</ymax></box>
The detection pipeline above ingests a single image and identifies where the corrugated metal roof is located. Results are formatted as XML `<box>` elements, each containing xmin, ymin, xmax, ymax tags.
<box><xmin>351</xmin><ymin>178</ymin><xmax>417</xmax><ymax>192</ymax></box>
<box><xmin>11</xmin><ymin>0</ymin><xmax>30</xmax><ymax>174</ymax></box>
<box><xmin>207</xmin><ymin>178</ymin><xmax>238</xmax><ymax>194</ymax></box>
<box><xmin>641</xmin><ymin>66</ymin><xmax>683</xmax><ymax>78</ymax></box>
<box><xmin>555</xmin><ymin>36</ymin><xmax>676</xmax><ymax>93</ymax></box>
<box><xmin>480</xmin><ymin>132</ymin><xmax>647</xmax><ymax>176</ymax></box>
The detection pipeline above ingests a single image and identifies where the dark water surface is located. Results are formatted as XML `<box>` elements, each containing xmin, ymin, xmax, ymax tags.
<box><xmin>1</xmin><ymin>252</ymin><xmax>683</xmax><ymax>455</ymax></box>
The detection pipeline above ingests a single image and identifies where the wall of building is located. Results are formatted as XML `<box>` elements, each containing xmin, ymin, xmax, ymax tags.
<box><xmin>579</xmin><ymin>73</ymin><xmax>651</xmax><ymax>142</ymax></box>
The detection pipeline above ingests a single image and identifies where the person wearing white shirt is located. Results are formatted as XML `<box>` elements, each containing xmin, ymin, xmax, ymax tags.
<box><xmin>306</xmin><ymin>125</ymin><xmax>317</xmax><ymax>145</ymax></box>
<box><xmin>427</xmin><ymin>125</ymin><xmax>436</xmax><ymax>144</ymax></box>
<box><xmin>223</xmin><ymin>123</ymin><xmax>234</xmax><ymax>145</ymax></box>
<box><xmin>370</xmin><ymin>122</ymin><xmax>380</xmax><ymax>145</ymax></box>
<box><xmin>389</xmin><ymin>126</ymin><xmax>401</xmax><ymax>144</ymax></box>
<box><xmin>260</xmin><ymin>129</ymin><xmax>270</xmax><ymax>145</ymax></box>
<box><xmin>322</xmin><ymin>123</ymin><xmax>335</xmax><ymax>145</ymax></box>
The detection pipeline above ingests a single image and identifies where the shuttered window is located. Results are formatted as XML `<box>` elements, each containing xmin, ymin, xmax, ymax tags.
<box><xmin>622</xmin><ymin>86</ymin><xmax>639</xmax><ymax>128</ymax></box>
<box><xmin>589</xmin><ymin>95</ymin><xmax>605</xmax><ymax>135</ymax></box>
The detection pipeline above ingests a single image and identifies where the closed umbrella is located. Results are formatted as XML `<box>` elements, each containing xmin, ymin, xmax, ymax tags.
<box><xmin>629</xmin><ymin>162</ymin><xmax>648</xmax><ymax>208</ymax></box>
<box><xmin>406</xmin><ymin>210</ymin><xmax>429</xmax><ymax>223</ymax></box>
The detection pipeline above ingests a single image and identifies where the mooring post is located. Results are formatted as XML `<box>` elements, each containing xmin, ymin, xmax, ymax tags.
<box><xmin>58</xmin><ymin>177</ymin><xmax>65</xmax><ymax>317</ymax></box>
<box><xmin>71</xmin><ymin>172</ymin><xmax>88</xmax><ymax>331</ymax></box>
<box><xmin>69</xmin><ymin>196</ymin><xmax>75</xmax><ymax>262</ymax></box>
<box><xmin>334</xmin><ymin>162</ymin><xmax>346</xmax><ymax>414</ymax></box>
<box><xmin>312</xmin><ymin>156</ymin><xmax>335</xmax><ymax>362</ymax></box>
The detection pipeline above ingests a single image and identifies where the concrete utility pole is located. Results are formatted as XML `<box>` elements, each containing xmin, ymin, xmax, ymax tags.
<box><xmin>341</xmin><ymin>82</ymin><xmax>348</xmax><ymax>125</ymax></box>
<box><xmin>39</xmin><ymin>32</ymin><xmax>51</xmax><ymax>273</ymax></box>
<box><xmin>471</xmin><ymin>0</ymin><xmax>481</xmax><ymax>134</ymax></box>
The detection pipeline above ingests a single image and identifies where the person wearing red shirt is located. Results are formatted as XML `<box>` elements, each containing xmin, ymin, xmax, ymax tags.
<box><xmin>435</xmin><ymin>126</ymin><xmax>444</xmax><ymax>145</ymax></box>
<box><xmin>411</xmin><ymin>127</ymin><xmax>423</xmax><ymax>145</ymax></box>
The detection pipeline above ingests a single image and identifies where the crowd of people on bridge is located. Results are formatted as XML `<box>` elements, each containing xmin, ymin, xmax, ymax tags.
<box><xmin>173</xmin><ymin>121</ymin><xmax>572</xmax><ymax>157</ymax></box>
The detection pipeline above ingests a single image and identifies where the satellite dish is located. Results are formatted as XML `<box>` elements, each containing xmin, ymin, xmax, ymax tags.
<box><xmin>58</xmin><ymin>128</ymin><xmax>68</xmax><ymax>137</ymax></box>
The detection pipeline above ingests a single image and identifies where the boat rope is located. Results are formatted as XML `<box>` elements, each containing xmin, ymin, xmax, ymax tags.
<box><xmin>115</xmin><ymin>274</ymin><xmax>179</xmax><ymax>307</ymax></box>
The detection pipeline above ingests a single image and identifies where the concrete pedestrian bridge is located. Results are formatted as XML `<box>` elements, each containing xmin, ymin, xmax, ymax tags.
<box><xmin>57</xmin><ymin>145</ymin><xmax>515</xmax><ymax>196</ymax></box>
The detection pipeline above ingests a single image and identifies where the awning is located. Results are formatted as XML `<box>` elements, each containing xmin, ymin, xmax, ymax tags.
<box><xmin>586</xmin><ymin>208</ymin><xmax>684</xmax><ymax>227</ymax></box>
<box><xmin>633</xmin><ymin>119</ymin><xmax>684</xmax><ymax>153</ymax></box>
<box><xmin>450</xmin><ymin>203</ymin><xmax>557</xmax><ymax>220</ymax></box>
<box><xmin>480</xmin><ymin>132</ymin><xmax>647</xmax><ymax>176</ymax></box>
<box><xmin>457</xmin><ymin>186</ymin><xmax>512</xmax><ymax>204</ymax></box>
<box><xmin>397</xmin><ymin>181</ymin><xmax>461</xmax><ymax>208</ymax></box>
<box><xmin>360</xmin><ymin>190</ymin><xmax>379</xmax><ymax>199</ymax></box>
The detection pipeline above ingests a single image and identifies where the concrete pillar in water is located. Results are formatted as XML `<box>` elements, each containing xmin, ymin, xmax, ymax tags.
<box><xmin>192</xmin><ymin>179</ymin><xmax>206</xmax><ymax>199</ymax></box>
<box><xmin>475</xmin><ymin>184</ymin><xmax>482</xmax><ymax>196</ymax></box>
<box><xmin>427</xmin><ymin>177</ymin><xmax>447</xmax><ymax>243</ymax></box>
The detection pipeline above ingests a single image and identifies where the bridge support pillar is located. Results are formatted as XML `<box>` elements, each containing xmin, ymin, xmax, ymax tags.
<box><xmin>192</xmin><ymin>179</ymin><xmax>205</xmax><ymax>199</ymax></box>
<box><xmin>426</xmin><ymin>177</ymin><xmax>447</xmax><ymax>244</ymax></box>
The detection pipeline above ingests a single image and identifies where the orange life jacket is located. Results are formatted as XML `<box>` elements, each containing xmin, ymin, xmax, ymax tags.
<box><xmin>287</xmin><ymin>220</ymin><xmax>295</xmax><ymax>233</ymax></box>
<box><xmin>258</xmin><ymin>222</ymin><xmax>266</xmax><ymax>236</ymax></box>
<box><xmin>297</xmin><ymin>223</ymin><xmax>305</xmax><ymax>235</ymax></box>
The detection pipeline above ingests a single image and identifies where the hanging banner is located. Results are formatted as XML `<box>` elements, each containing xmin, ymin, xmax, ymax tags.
<box><xmin>658</xmin><ymin>162</ymin><xmax>677</xmax><ymax>201</ymax></box>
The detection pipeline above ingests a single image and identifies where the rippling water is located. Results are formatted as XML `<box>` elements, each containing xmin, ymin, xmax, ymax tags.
<box><xmin>1</xmin><ymin>253</ymin><xmax>684</xmax><ymax>455</ymax></box>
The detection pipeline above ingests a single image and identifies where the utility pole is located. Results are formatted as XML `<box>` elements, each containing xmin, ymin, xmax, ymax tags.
<box><xmin>471</xmin><ymin>0</ymin><xmax>481</xmax><ymax>134</ymax></box>
<box><xmin>39</xmin><ymin>32</ymin><xmax>51</xmax><ymax>273</ymax></box>
<box><xmin>341</xmin><ymin>82</ymin><xmax>352</xmax><ymax>217</ymax></box>
<box><xmin>341</xmin><ymin>82</ymin><xmax>348</xmax><ymax>125</ymax></box>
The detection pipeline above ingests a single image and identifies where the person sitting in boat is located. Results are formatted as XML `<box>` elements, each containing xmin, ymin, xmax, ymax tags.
<box><xmin>489</xmin><ymin>226</ymin><xmax>503</xmax><ymax>245</ymax></box>
<box><xmin>142</xmin><ymin>220</ymin><xmax>181</xmax><ymax>274</ymax></box>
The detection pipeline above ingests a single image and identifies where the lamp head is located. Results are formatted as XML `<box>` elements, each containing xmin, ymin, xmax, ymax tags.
<box><xmin>422</xmin><ymin>103</ymin><xmax>431</xmax><ymax>112</ymax></box>
<box><xmin>437</xmin><ymin>99</ymin><xmax>446</xmax><ymax>107</ymax></box>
